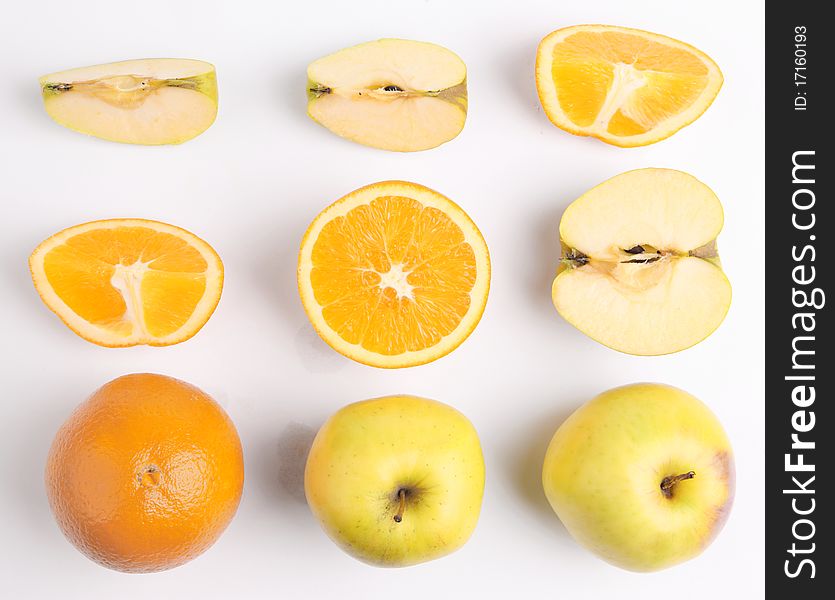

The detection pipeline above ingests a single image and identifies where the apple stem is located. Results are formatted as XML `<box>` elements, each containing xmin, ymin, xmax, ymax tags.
<box><xmin>44</xmin><ymin>83</ymin><xmax>74</xmax><ymax>93</ymax></box>
<box><xmin>563</xmin><ymin>249</ymin><xmax>589</xmax><ymax>267</ymax></box>
<box><xmin>393</xmin><ymin>488</ymin><xmax>406</xmax><ymax>523</ymax></box>
<box><xmin>660</xmin><ymin>471</ymin><xmax>695</xmax><ymax>498</ymax></box>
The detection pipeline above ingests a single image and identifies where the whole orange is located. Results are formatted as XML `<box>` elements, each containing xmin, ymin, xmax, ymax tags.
<box><xmin>45</xmin><ymin>373</ymin><xmax>245</xmax><ymax>573</ymax></box>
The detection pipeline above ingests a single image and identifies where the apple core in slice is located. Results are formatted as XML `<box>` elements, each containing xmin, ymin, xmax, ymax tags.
<box><xmin>39</xmin><ymin>58</ymin><xmax>218</xmax><ymax>145</ymax></box>
<box><xmin>307</xmin><ymin>39</ymin><xmax>467</xmax><ymax>152</ymax></box>
<box><xmin>552</xmin><ymin>168</ymin><xmax>731</xmax><ymax>355</ymax></box>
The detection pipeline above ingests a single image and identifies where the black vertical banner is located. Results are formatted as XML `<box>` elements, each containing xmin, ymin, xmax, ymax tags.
<box><xmin>765</xmin><ymin>3</ymin><xmax>830</xmax><ymax>598</ymax></box>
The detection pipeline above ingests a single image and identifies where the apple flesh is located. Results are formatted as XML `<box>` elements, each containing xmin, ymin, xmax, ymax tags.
<box><xmin>542</xmin><ymin>383</ymin><xmax>735</xmax><ymax>572</ymax></box>
<box><xmin>39</xmin><ymin>58</ymin><xmax>218</xmax><ymax>145</ymax></box>
<box><xmin>304</xmin><ymin>395</ymin><xmax>484</xmax><ymax>567</ymax></box>
<box><xmin>552</xmin><ymin>168</ymin><xmax>732</xmax><ymax>355</ymax></box>
<box><xmin>307</xmin><ymin>39</ymin><xmax>467</xmax><ymax>152</ymax></box>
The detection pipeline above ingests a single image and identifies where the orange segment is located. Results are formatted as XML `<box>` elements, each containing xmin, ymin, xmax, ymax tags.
<box><xmin>298</xmin><ymin>181</ymin><xmax>490</xmax><ymax>368</ymax></box>
<box><xmin>140</xmin><ymin>271</ymin><xmax>208</xmax><ymax>337</ymax></box>
<box><xmin>30</xmin><ymin>219</ymin><xmax>223</xmax><ymax>347</ymax></box>
<box><xmin>536</xmin><ymin>25</ymin><xmax>723</xmax><ymax>147</ymax></box>
<box><xmin>42</xmin><ymin>244</ymin><xmax>127</xmax><ymax>327</ymax></box>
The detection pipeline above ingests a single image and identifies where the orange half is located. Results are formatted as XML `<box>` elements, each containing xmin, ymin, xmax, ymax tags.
<box><xmin>536</xmin><ymin>25</ymin><xmax>723</xmax><ymax>147</ymax></box>
<box><xmin>30</xmin><ymin>219</ymin><xmax>223</xmax><ymax>347</ymax></box>
<box><xmin>298</xmin><ymin>181</ymin><xmax>490</xmax><ymax>368</ymax></box>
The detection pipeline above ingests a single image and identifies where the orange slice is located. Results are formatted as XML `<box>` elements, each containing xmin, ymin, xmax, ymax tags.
<box><xmin>298</xmin><ymin>181</ymin><xmax>490</xmax><ymax>368</ymax></box>
<box><xmin>536</xmin><ymin>25</ymin><xmax>723</xmax><ymax>147</ymax></box>
<box><xmin>30</xmin><ymin>219</ymin><xmax>223</xmax><ymax>347</ymax></box>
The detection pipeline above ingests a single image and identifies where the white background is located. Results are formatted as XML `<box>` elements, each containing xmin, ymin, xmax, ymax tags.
<box><xmin>0</xmin><ymin>1</ymin><xmax>764</xmax><ymax>598</ymax></box>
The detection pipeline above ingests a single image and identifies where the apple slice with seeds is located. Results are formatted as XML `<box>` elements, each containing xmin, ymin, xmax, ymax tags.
<box><xmin>39</xmin><ymin>58</ymin><xmax>218</xmax><ymax>145</ymax></box>
<box><xmin>552</xmin><ymin>168</ymin><xmax>732</xmax><ymax>355</ymax></box>
<box><xmin>307</xmin><ymin>39</ymin><xmax>467</xmax><ymax>152</ymax></box>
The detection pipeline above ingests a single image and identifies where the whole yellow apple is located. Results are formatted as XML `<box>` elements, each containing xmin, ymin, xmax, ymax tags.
<box><xmin>542</xmin><ymin>383</ymin><xmax>734</xmax><ymax>572</ymax></box>
<box><xmin>304</xmin><ymin>395</ymin><xmax>485</xmax><ymax>567</ymax></box>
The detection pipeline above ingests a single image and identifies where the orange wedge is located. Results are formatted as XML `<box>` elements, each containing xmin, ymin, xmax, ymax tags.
<box><xmin>536</xmin><ymin>25</ymin><xmax>723</xmax><ymax>147</ymax></box>
<box><xmin>30</xmin><ymin>219</ymin><xmax>223</xmax><ymax>347</ymax></box>
<box><xmin>298</xmin><ymin>181</ymin><xmax>490</xmax><ymax>368</ymax></box>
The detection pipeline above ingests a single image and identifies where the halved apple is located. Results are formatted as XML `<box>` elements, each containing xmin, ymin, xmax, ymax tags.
<box><xmin>39</xmin><ymin>58</ymin><xmax>218</xmax><ymax>145</ymax></box>
<box><xmin>552</xmin><ymin>168</ymin><xmax>731</xmax><ymax>355</ymax></box>
<box><xmin>307</xmin><ymin>39</ymin><xmax>467</xmax><ymax>152</ymax></box>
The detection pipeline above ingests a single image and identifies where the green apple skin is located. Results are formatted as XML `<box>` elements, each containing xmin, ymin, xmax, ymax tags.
<box><xmin>542</xmin><ymin>383</ymin><xmax>734</xmax><ymax>572</ymax></box>
<box><xmin>304</xmin><ymin>395</ymin><xmax>485</xmax><ymax>567</ymax></box>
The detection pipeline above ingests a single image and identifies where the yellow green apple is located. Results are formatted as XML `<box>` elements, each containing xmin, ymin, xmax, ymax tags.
<box><xmin>552</xmin><ymin>168</ymin><xmax>732</xmax><ymax>355</ymax></box>
<box><xmin>39</xmin><ymin>58</ymin><xmax>218</xmax><ymax>145</ymax></box>
<box><xmin>542</xmin><ymin>383</ymin><xmax>734</xmax><ymax>572</ymax></box>
<box><xmin>304</xmin><ymin>395</ymin><xmax>484</xmax><ymax>567</ymax></box>
<box><xmin>307</xmin><ymin>39</ymin><xmax>467</xmax><ymax>151</ymax></box>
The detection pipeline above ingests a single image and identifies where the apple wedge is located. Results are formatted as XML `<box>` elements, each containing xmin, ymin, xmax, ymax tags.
<box><xmin>39</xmin><ymin>59</ymin><xmax>218</xmax><ymax>145</ymax></box>
<box><xmin>307</xmin><ymin>39</ymin><xmax>467</xmax><ymax>152</ymax></box>
<box><xmin>552</xmin><ymin>168</ymin><xmax>731</xmax><ymax>355</ymax></box>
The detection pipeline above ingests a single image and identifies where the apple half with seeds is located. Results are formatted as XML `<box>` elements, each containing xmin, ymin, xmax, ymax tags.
<box><xmin>307</xmin><ymin>39</ymin><xmax>467</xmax><ymax>152</ymax></box>
<box><xmin>552</xmin><ymin>168</ymin><xmax>731</xmax><ymax>355</ymax></box>
<box><xmin>39</xmin><ymin>58</ymin><xmax>218</xmax><ymax>145</ymax></box>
